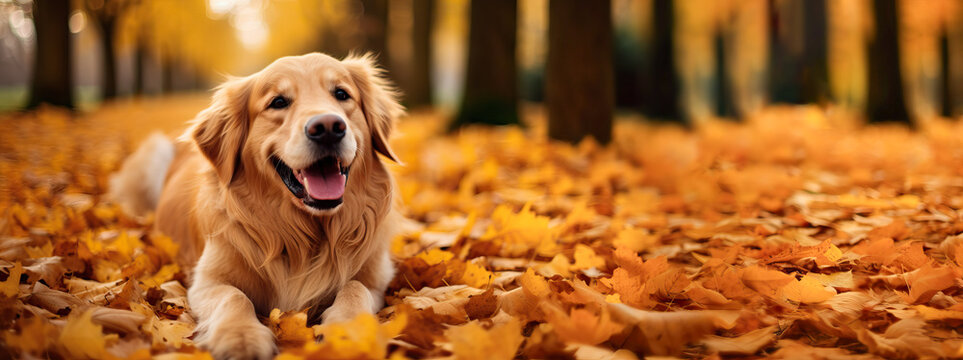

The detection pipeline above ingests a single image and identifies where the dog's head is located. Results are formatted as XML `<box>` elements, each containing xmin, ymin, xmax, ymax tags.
<box><xmin>189</xmin><ymin>53</ymin><xmax>402</xmax><ymax>215</ymax></box>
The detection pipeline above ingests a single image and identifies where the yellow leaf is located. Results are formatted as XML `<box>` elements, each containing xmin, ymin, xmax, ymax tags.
<box><xmin>781</xmin><ymin>275</ymin><xmax>837</xmax><ymax>304</ymax></box>
<box><xmin>520</xmin><ymin>268</ymin><xmax>550</xmax><ymax>298</ymax></box>
<box><xmin>810</xmin><ymin>271</ymin><xmax>856</xmax><ymax>289</ymax></box>
<box><xmin>571</xmin><ymin>244</ymin><xmax>605</xmax><ymax>271</ymax></box>
<box><xmin>740</xmin><ymin>265</ymin><xmax>794</xmax><ymax>299</ymax></box>
<box><xmin>150</xmin><ymin>234</ymin><xmax>179</xmax><ymax>260</ymax></box>
<box><xmin>822</xmin><ymin>244</ymin><xmax>843</xmax><ymax>263</ymax></box>
<box><xmin>58</xmin><ymin>309</ymin><xmax>116</xmax><ymax>359</ymax></box>
<box><xmin>4</xmin><ymin>316</ymin><xmax>57</xmax><ymax>355</ymax></box>
<box><xmin>130</xmin><ymin>301</ymin><xmax>193</xmax><ymax>348</ymax></box>
<box><xmin>459</xmin><ymin>261</ymin><xmax>494</xmax><ymax>288</ymax></box>
<box><xmin>547</xmin><ymin>307</ymin><xmax>624</xmax><ymax>345</ymax></box>
<box><xmin>914</xmin><ymin>305</ymin><xmax>963</xmax><ymax>321</ymax></box>
<box><xmin>416</xmin><ymin>248</ymin><xmax>454</xmax><ymax>265</ymax></box>
<box><xmin>26</xmin><ymin>242</ymin><xmax>54</xmax><ymax>258</ymax></box>
<box><xmin>109</xmin><ymin>231</ymin><xmax>144</xmax><ymax>260</ymax></box>
<box><xmin>447</xmin><ymin>318</ymin><xmax>523</xmax><ymax>360</ymax></box>
<box><xmin>538</xmin><ymin>254</ymin><xmax>573</xmax><ymax>277</ymax></box>
<box><xmin>292</xmin><ymin>312</ymin><xmax>406</xmax><ymax>360</ymax></box>
<box><xmin>141</xmin><ymin>264</ymin><xmax>180</xmax><ymax>288</ymax></box>
<box><xmin>269</xmin><ymin>309</ymin><xmax>315</xmax><ymax>346</ymax></box>
<box><xmin>613</xmin><ymin>227</ymin><xmax>658</xmax><ymax>253</ymax></box>
<box><xmin>483</xmin><ymin>204</ymin><xmax>557</xmax><ymax>257</ymax></box>
<box><xmin>1</xmin><ymin>262</ymin><xmax>22</xmax><ymax>297</ymax></box>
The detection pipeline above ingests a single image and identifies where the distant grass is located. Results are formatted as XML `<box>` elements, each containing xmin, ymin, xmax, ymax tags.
<box><xmin>0</xmin><ymin>86</ymin><xmax>102</xmax><ymax>112</ymax></box>
<box><xmin>0</xmin><ymin>87</ymin><xmax>26</xmax><ymax>111</ymax></box>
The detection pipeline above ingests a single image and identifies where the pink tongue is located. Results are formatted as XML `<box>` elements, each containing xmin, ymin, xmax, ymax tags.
<box><xmin>301</xmin><ymin>165</ymin><xmax>345</xmax><ymax>200</ymax></box>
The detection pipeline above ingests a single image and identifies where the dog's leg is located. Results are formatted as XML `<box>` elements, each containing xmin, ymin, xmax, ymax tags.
<box><xmin>320</xmin><ymin>280</ymin><xmax>375</xmax><ymax>324</ymax></box>
<box><xmin>322</xmin><ymin>247</ymin><xmax>394</xmax><ymax>324</ymax></box>
<box><xmin>190</xmin><ymin>269</ymin><xmax>276</xmax><ymax>359</ymax></box>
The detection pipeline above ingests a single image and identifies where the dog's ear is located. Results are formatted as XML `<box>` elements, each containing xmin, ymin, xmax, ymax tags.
<box><xmin>342</xmin><ymin>53</ymin><xmax>404</xmax><ymax>163</ymax></box>
<box><xmin>186</xmin><ymin>76</ymin><xmax>253</xmax><ymax>185</ymax></box>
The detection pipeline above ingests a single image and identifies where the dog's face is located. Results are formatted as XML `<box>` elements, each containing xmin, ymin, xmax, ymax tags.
<box><xmin>190</xmin><ymin>53</ymin><xmax>402</xmax><ymax>215</ymax></box>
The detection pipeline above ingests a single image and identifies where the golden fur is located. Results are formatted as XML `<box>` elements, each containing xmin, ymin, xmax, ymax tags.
<box><xmin>110</xmin><ymin>53</ymin><xmax>403</xmax><ymax>360</ymax></box>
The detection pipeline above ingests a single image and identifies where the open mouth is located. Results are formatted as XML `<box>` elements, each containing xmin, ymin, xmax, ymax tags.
<box><xmin>271</xmin><ymin>155</ymin><xmax>349</xmax><ymax>210</ymax></box>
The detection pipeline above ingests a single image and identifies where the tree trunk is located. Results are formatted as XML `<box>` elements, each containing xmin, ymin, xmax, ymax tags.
<box><xmin>452</xmin><ymin>0</ymin><xmax>518</xmax><ymax>127</ymax></box>
<box><xmin>27</xmin><ymin>0</ymin><xmax>73</xmax><ymax>109</ymax></box>
<box><xmin>546</xmin><ymin>0</ymin><xmax>613</xmax><ymax>144</ymax></box>
<box><xmin>614</xmin><ymin>29</ymin><xmax>643</xmax><ymax>109</ymax></box>
<box><xmin>406</xmin><ymin>0</ymin><xmax>433</xmax><ymax>107</ymax></box>
<box><xmin>99</xmin><ymin>19</ymin><xmax>117</xmax><ymax>100</ymax></box>
<box><xmin>768</xmin><ymin>0</ymin><xmax>828</xmax><ymax>105</ymax></box>
<box><xmin>940</xmin><ymin>29</ymin><xmax>952</xmax><ymax>117</ymax></box>
<box><xmin>714</xmin><ymin>30</ymin><xmax>734</xmax><ymax>118</ymax></box>
<box><xmin>866</xmin><ymin>0</ymin><xmax>909</xmax><ymax>122</ymax></box>
<box><xmin>133</xmin><ymin>40</ymin><xmax>145</xmax><ymax>96</ymax></box>
<box><xmin>161</xmin><ymin>54</ymin><xmax>173</xmax><ymax>94</ymax></box>
<box><xmin>768</xmin><ymin>0</ymin><xmax>799</xmax><ymax>103</ymax></box>
<box><xmin>642</xmin><ymin>0</ymin><xmax>682</xmax><ymax>121</ymax></box>
<box><xmin>801</xmin><ymin>0</ymin><xmax>829</xmax><ymax>104</ymax></box>
<box><xmin>361</xmin><ymin>0</ymin><xmax>389</xmax><ymax>64</ymax></box>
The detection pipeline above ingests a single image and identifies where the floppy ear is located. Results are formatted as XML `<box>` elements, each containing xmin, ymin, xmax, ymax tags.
<box><xmin>186</xmin><ymin>76</ymin><xmax>253</xmax><ymax>185</ymax></box>
<box><xmin>342</xmin><ymin>53</ymin><xmax>405</xmax><ymax>163</ymax></box>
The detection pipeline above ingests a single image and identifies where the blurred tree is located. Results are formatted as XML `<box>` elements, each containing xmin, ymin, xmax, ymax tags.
<box><xmin>768</xmin><ymin>0</ymin><xmax>828</xmax><ymax>105</ymax></box>
<box><xmin>641</xmin><ymin>0</ymin><xmax>682</xmax><ymax>121</ymax></box>
<box><xmin>27</xmin><ymin>0</ymin><xmax>73</xmax><ymax>109</ymax></box>
<box><xmin>405</xmin><ymin>0</ymin><xmax>434</xmax><ymax>107</ymax></box>
<box><xmin>161</xmin><ymin>48</ymin><xmax>173</xmax><ymax>94</ymax></box>
<box><xmin>714</xmin><ymin>27</ymin><xmax>735</xmax><ymax>117</ymax></box>
<box><xmin>453</xmin><ymin>0</ymin><xmax>518</xmax><ymax>127</ymax></box>
<box><xmin>546</xmin><ymin>0</ymin><xmax>613</xmax><ymax>143</ymax></box>
<box><xmin>947</xmin><ymin>1</ymin><xmax>963</xmax><ymax>117</ymax></box>
<box><xmin>866</xmin><ymin>0</ymin><xmax>909</xmax><ymax>122</ymax></box>
<box><xmin>132</xmin><ymin>37</ymin><xmax>146</xmax><ymax>96</ymax></box>
<box><xmin>84</xmin><ymin>0</ymin><xmax>138</xmax><ymax>100</ymax></box>
<box><xmin>361</xmin><ymin>0</ymin><xmax>388</xmax><ymax>61</ymax></box>
<box><xmin>614</xmin><ymin>28</ymin><xmax>643</xmax><ymax>110</ymax></box>
<box><xmin>940</xmin><ymin>29</ymin><xmax>952</xmax><ymax>117</ymax></box>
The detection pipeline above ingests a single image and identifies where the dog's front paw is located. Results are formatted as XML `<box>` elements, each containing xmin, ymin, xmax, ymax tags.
<box><xmin>200</xmin><ymin>321</ymin><xmax>277</xmax><ymax>360</ymax></box>
<box><xmin>321</xmin><ymin>281</ymin><xmax>374</xmax><ymax>324</ymax></box>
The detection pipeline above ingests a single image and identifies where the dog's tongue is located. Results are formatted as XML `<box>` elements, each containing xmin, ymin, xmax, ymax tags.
<box><xmin>300</xmin><ymin>161</ymin><xmax>345</xmax><ymax>200</ymax></box>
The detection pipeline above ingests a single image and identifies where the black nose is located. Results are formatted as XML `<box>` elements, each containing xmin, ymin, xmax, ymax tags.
<box><xmin>305</xmin><ymin>114</ymin><xmax>346</xmax><ymax>145</ymax></box>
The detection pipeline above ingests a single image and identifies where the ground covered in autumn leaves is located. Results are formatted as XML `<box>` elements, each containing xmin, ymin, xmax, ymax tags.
<box><xmin>4</xmin><ymin>99</ymin><xmax>963</xmax><ymax>359</ymax></box>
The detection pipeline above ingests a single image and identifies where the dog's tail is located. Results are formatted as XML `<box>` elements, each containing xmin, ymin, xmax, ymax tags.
<box><xmin>107</xmin><ymin>132</ymin><xmax>175</xmax><ymax>217</ymax></box>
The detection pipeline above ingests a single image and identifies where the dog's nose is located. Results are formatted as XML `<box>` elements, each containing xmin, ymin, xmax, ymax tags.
<box><xmin>305</xmin><ymin>114</ymin><xmax>346</xmax><ymax>145</ymax></box>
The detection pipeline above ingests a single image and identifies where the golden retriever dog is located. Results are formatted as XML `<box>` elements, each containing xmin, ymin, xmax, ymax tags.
<box><xmin>109</xmin><ymin>53</ymin><xmax>403</xmax><ymax>359</ymax></box>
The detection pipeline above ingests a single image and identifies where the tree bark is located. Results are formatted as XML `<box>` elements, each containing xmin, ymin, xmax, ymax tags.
<box><xmin>361</xmin><ymin>0</ymin><xmax>388</xmax><ymax>64</ymax></box>
<box><xmin>405</xmin><ymin>0</ymin><xmax>433</xmax><ymax>107</ymax></box>
<box><xmin>133</xmin><ymin>40</ymin><xmax>145</xmax><ymax>96</ymax></box>
<box><xmin>715</xmin><ymin>30</ymin><xmax>734</xmax><ymax>117</ymax></box>
<box><xmin>642</xmin><ymin>0</ymin><xmax>681</xmax><ymax>121</ymax></box>
<box><xmin>768</xmin><ymin>0</ymin><xmax>828</xmax><ymax>105</ymax></box>
<box><xmin>99</xmin><ymin>19</ymin><xmax>117</xmax><ymax>100</ymax></box>
<box><xmin>160</xmin><ymin>53</ymin><xmax>173</xmax><ymax>94</ymax></box>
<box><xmin>801</xmin><ymin>0</ymin><xmax>829</xmax><ymax>104</ymax></box>
<box><xmin>940</xmin><ymin>30</ymin><xmax>952</xmax><ymax>117</ymax></box>
<box><xmin>27</xmin><ymin>0</ymin><xmax>73</xmax><ymax>109</ymax></box>
<box><xmin>546</xmin><ymin>0</ymin><xmax>613</xmax><ymax>144</ymax></box>
<box><xmin>866</xmin><ymin>0</ymin><xmax>909</xmax><ymax>122</ymax></box>
<box><xmin>452</xmin><ymin>0</ymin><xmax>519</xmax><ymax>127</ymax></box>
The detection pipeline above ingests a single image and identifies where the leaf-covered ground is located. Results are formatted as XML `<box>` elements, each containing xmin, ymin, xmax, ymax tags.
<box><xmin>4</xmin><ymin>100</ymin><xmax>963</xmax><ymax>359</ymax></box>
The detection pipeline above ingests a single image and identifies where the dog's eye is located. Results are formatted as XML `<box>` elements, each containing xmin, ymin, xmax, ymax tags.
<box><xmin>333</xmin><ymin>88</ymin><xmax>350</xmax><ymax>101</ymax></box>
<box><xmin>268</xmin><ymin>96</ymin><xmax>290</xmax><ymax>110</ymax></box>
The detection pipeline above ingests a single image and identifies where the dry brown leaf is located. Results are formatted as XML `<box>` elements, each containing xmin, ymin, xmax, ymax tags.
<box><xmin>701</xmin><ymin>325</ymin><xmax>778</xmax><ymax>355</ymax></box>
